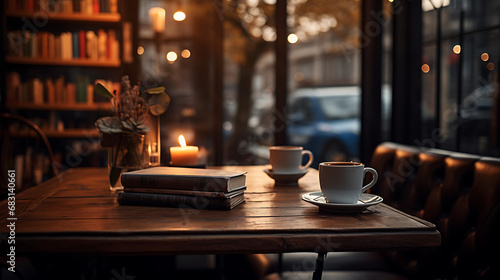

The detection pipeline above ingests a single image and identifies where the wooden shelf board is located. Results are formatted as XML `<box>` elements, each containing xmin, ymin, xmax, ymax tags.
<box><xmin>11</xmin><ymin>129</ymin><xmax>100</xmax><ymax>138</ymax></box>
<box><xmin>8</xmin><ymin>103</ymin><xmax>112</xmax><ymax>111</ymax></box>
<box><xmin>6</xmin><ymin>56</ymin><xmax>121</xmax><ymax>67</ymax></box>
<box><xmin>5</xmin><ymin>12</ymin><xmax>121</xmax><ymax>22</ymax></box>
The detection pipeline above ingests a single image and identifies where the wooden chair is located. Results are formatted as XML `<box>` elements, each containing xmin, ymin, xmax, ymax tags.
<box><xmin>0</xmin><ymin>113</ymin><xmax>57</xmax><ymax>199</ymax></box>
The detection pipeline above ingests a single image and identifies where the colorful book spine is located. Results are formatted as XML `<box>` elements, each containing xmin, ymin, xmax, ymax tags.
<box><xmin>5</xmin><ymin>72</ymin><xmax>116</xmax><ymax>105</ymax></box>
<box><xmin>6</xmin><ymin>30</ymin><xmax>118</xmax><ymax>62</ymax></box>
<box><xmin>79</xmin><ymin>30</ymin><xmax>86</xmax><ymax>58</ymax></box>
<box><xmin>72</xmin><ymin>32</ymin><xmax>79</xmax><ymax>58</ymax></box>
<box><xmin>93</xmin><ymin>0</ymin><xmax>100</xmax><ymax>14</ymax></box>
<box><xmin>3</xmin><ymin>0</ymin><xmax>116</xmax><ymax>14</ymax></box>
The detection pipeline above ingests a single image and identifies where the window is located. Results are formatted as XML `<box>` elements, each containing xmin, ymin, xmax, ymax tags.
<box><xmin>422</xmin><ymin>0</ymin><xmax>500</xmax><ymax>155</ymax></box>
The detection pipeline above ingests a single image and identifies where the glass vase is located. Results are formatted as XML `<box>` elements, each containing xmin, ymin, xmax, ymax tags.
<box><xmin>107</xmin><ymin>133</ymin><xmax>149</xmax><ymax>191</ymax></box>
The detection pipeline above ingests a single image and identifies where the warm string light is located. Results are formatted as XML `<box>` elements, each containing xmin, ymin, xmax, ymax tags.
<box><xmin>173</xmin><ymin>11</ymin><xmax>186</xmax><ymax>21</ymax></box>
<box><xmin>481</xmin><ymin>53</ymin><xmax>489</xmax><ymax>61</ymax></box>
<box><xmin>421</xmin><ymin>64</ymin><xmax>430</xmax><ymax>73</ymax></box>
<box><xmin>288</xmin><ymin>33</ymin><xmax>298</xmax><ymax>44</ymax></box>
<box><xmin>137</xmin><ymin>46</ymin><xmax>144</xmax><ymax>55</ymax></box>
<box><xmin>181</xmin><ymin>49</ymin><xmax>191</xmax><ymax>58</ymax></box>
<box><xmin>166</xmin><ymin>51</ymin><xmax>178</xmax><ymax>63</ymax></box>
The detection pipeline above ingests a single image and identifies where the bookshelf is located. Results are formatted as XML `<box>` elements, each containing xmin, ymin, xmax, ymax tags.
<box><xmin>5</xmin><ymin>12</ymin><xmax>121</xmax><ymax>22</ymax></box>
<box><xmin>8</xmin><ymin>102</ymin><xmax>112</xmax><ymax>111</ymax></box>
<box><xmin>5</xmin><ymin>56</ymin><xmax>121</xmax><ymax>67</ymax></box>
<box><xmin>2</xmin><ymin>0</ymin><xmax>137</xmax><ymax>168</ymax></box>
<box><xmin>10</xmin><ymin>128</ymin><xmax>101</xmax><ymax>138</ymax></box>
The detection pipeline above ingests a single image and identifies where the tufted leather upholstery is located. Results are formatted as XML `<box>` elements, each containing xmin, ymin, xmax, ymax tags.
<box><xmin>257</xmin><ymin>142</ymin><xmax>500</xmax><ymax>280</ymax></box>
<box><xmin>367</xmin><ymin>142</ymin><xmax>500</xmax><ymax>279</ymax></box>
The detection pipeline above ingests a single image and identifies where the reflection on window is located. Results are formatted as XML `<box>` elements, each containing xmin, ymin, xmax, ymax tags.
<box><xmin>319</xmin><ymin>95</ymin><xmax>360</xmax><ymax>120</ymax></box>
<box><xmin>287</xmin><ymin>0</ymin><xmax>362</xmax><ymax>166</ymax></box>
<box><xmin>221</xmin><ymin>0</ymin><xmax>364</xmax><ymax>165</ymax></box>
<box><xmin>422</xmin><ymin>0</ymin><xmax>500</xmax><ymax>156</ymax></box>
<box><xmin>138</xmin><ymin>0</ymin><xmax>218</xmax><ymax>165</ymax></box>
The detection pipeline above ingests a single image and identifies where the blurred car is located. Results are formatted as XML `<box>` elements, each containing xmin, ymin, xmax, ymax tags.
<box><xmin>287</xmin><ymin>86</ymin><xmax>361</xmax><ymax>168</ymax></box>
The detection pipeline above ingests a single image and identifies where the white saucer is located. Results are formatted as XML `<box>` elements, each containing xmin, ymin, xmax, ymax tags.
<box><xmin>263</xmin><ymin>168</ymin><xmax>308</xmax><ymax>185</ymax></box>
<box><xmin>301</xmin><ymin>192</ymin><xmax>383</xmax><ymax>213</ymax></box>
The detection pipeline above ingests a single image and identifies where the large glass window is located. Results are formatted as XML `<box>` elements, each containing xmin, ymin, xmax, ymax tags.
<box><xmin>138</xmin><ymin>0</ymin><xmax>220</xmax><ymax>165</ymax></box>
<box><xmin>136</xmin><ymin>0</ymin><xmax>387</xmax><ymax>167</ymax></box>
<box><xmin>422</xmin><ymin>0</ymin><xmax>500</xmax><ymax>155</ymax></box>
<box><xmin>286</xmin><ymin>0</ymin><xmax>362</xmax><ymax>166</ymax></box>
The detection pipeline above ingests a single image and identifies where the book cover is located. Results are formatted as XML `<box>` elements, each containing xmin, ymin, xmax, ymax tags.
<box><xmin>117</xmin><ymin>192</ymin><xmax>245</xmax><ymax>210</ymax></box>
<box><xmin>55</xmin><ymin>76</ymin><xmax>65</xmax><ymax>104</ymax></box>
<box><xmin>121</xmin><ymin>167</ymin><xmax>247</xmax><ymax>192</ymax></box>
<box><xmin>31</xmin><ymin>33</ymin><xmax>37</xmax><ymax>58</ymax></box>
<box><xmin>108</xmin><ymin>29</ymin><xmax>119</xmax><ymax>61</ymax></box>
<box><xmin>73</xmin><ymin>0</ymin><xmax>80</xmax><ymax>12</ymax></box>
<box><xmin>47</xmin><ymin>33</ymin><xmax>55</xmax><ymax>58</ymax></box>
<box><xmin>123</xmin><ymin>186</ymin><xmax>247</xmax><ymax>198</ymax></box>
<box><xmin>86</xmin><ymin>84</ymin><xmax>93</xmax><ymax>104</ymax></box>
<box><xmin>45</xmin><ymin>78</ymin><xmax>55</xmax><ymax>104</ymax></box>
<box><xmin>93</xmin><ymin>0</ymin><xmax>100</xmax><ymax>14</ymax></box>
<box><xmin>33</xmin><ymin>78</ymin><xmax>43</xmax><ymax>104</ymax></box>
<box><xmin>86</xmin><ymin>30</ymin><xmax>98</xmax><ymax>60</ymax></box>
<box><xmin>66</xmin><ymin>32</ymin><xmax>73</xmax><ymax>60</ymax></box>
<box><xmin>72</xmin><ymin>32</ymin><xmax>79</xmax><ymax>59</ymax></box>
<box><xmin>61</xmin><ymin>32</ymin><xmax>69</xmax><ymax>60</ymax></box>
<box><xmin>42</xmin><ymin>32</ymin><xmax>49</xmax><ymax>58</ymax></box>
<box><xmin>6</xmin><ymin>72</ymin><xmax>21</xmax><ymax>105</ymax></box>
<box><xmin>97</xmin><ymin>29</ymin><xmax>107</xmax><ymax>60</ymax></box>
<box><xmin>79</xmin><ymin>30</ymin><xmax>86</xmax><ymax>59</ymax></box>
<box><xmin>53</xmin><ymin>36</ymin><xmax>59</xmax><ymax>59</ymax></box>
<box><xmin>67</xmin><ymin>82</ymin><xmax>76</xmax><ymax>104</ymax></box>
<box><xmin>109</xmin><ymin>0</ymin><xmax>117</xmax><ymax>13</ymax></box>
<box><xmin>23</xmin><ymin>31</ymin><xmax>31</xmax><ymax>58</ymax></box>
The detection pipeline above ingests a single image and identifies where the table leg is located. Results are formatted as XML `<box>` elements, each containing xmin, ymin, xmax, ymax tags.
<box><xmin>216</xmin><ymin>254</ymin><xmax>225</xmax><ymax>280</ymax></box>
<box><xmin>278</xmin><ymin>253</ymin><xmax>283</xmax><ymax>277</ymax></box>
<box><xmin>312</xmin><ymin>252</ymin><xmax>327</xmax><ymax>280</ymax></box>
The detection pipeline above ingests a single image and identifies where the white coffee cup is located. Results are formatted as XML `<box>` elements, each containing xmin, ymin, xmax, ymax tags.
<box><xmin>269</xmin><ymin>146</ymin><xmax>313</xmax><ymax>174</ymax></box>
<box><xmin>319</xmin><ymin>162</ymin><xmax>378</xmax><ymax>204</ymax></box>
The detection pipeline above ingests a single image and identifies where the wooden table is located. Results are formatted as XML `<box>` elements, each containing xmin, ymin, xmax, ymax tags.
<box><xmin>0</xmin><ymin>166</ymin><xmax>440</xmax><ymax>266</ymax></box>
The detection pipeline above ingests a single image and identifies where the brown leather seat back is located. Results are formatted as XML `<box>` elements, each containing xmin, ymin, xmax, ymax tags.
<box><xmin>454</xmin><ymin>157</ymin><xmax>500</xmax><ymax>279</ymax></box>
<box><xmin>368</xmin><ymin>142</ymin><xmax>420</xmax><ymax>211</ymax></box>
<box><xmin>369</xmin><ymin>142</ymin><xmax>500</xmax><ymax>279</ymax></box>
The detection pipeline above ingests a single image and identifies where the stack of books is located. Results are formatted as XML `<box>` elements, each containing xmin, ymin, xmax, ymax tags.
<box><xmin>118</xmin><ymin>167</ymin><xmax>247</xmax><ymax>210</ymax></box>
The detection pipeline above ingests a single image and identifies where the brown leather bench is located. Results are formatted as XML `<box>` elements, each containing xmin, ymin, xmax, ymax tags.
<box><xmin>257</xmin><ymin>142</ymin><xmax>500</xmax><ymax>280</ymax></box>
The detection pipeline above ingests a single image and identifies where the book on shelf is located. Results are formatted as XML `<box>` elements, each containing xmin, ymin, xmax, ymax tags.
<box><xmin>123</xmin><ymin>186</ymin><xmax>247</xmax><ymax>198</ymax></box>
<box><xmin>6</xmin><ymin>29</ymin><xmax>119</xmax><ymax>62</ymax></box>
<box><xmin>117</xmin><ymin>191</ymin><xmax>245</xmax><ymax>210</ymax></box>
<box><xmin>5</xmin><ymin>72</ymin><xmax>118</xmax><ymax>107</ymax></box>
<box><xmin>5</xmin><ymin>0</ymin><xmax>118</xmax><ymax>14</ymax></box>
<box><xmin>121</xmin><ymin>167</ymin><xmax>247</xmax><ymax>193</ymax></box>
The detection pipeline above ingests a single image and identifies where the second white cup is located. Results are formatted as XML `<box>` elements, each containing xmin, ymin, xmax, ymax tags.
<box><xmin>269</xmin><ymin>146</ymin><xmax>313</xmax><ymax>174</ymax></box>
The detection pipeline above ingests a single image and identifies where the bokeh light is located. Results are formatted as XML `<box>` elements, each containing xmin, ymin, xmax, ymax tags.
<box><xmin>173</xmin><ymin>11</ymin><xmax>186</xmax><ymax>21</ymax></box>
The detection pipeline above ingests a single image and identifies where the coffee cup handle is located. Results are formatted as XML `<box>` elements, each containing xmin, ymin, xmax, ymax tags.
<box><xmin>300</xmin><ymin>150</ymin><xmax>314</xmax><ymax>170</ymax></box>
<box><xmin>361</xmin><ymin>167</ymin><xmax>378</xmax><ymax>193</ymax></box>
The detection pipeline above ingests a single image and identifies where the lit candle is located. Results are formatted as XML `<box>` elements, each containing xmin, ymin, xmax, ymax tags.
<box><xmin>149</xmin><ymin>7</ymin><xmax>165</xmax><ymax>33</ymax></box>
<box><xmin>170</xmin><ymin>135</ymin><xmax>198</xmax><ymax>166</ymax></box>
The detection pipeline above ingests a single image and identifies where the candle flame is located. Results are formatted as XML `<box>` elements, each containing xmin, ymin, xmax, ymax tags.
<box><xmin>178</xmin><ymin>135</ymin><xmax>187</xmax><ymax>148</ymax></box>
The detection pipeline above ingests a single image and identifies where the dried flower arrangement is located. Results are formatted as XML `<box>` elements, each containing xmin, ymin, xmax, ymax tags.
<box><xmin>95</xmin><ymin>75</ymin><xmax>170</xmax><ymax>136</ymax></box>
<box><xmin>95</xmin><ymin>76</ymin><xmax>170</xmax><ymax>188</ymax></box>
